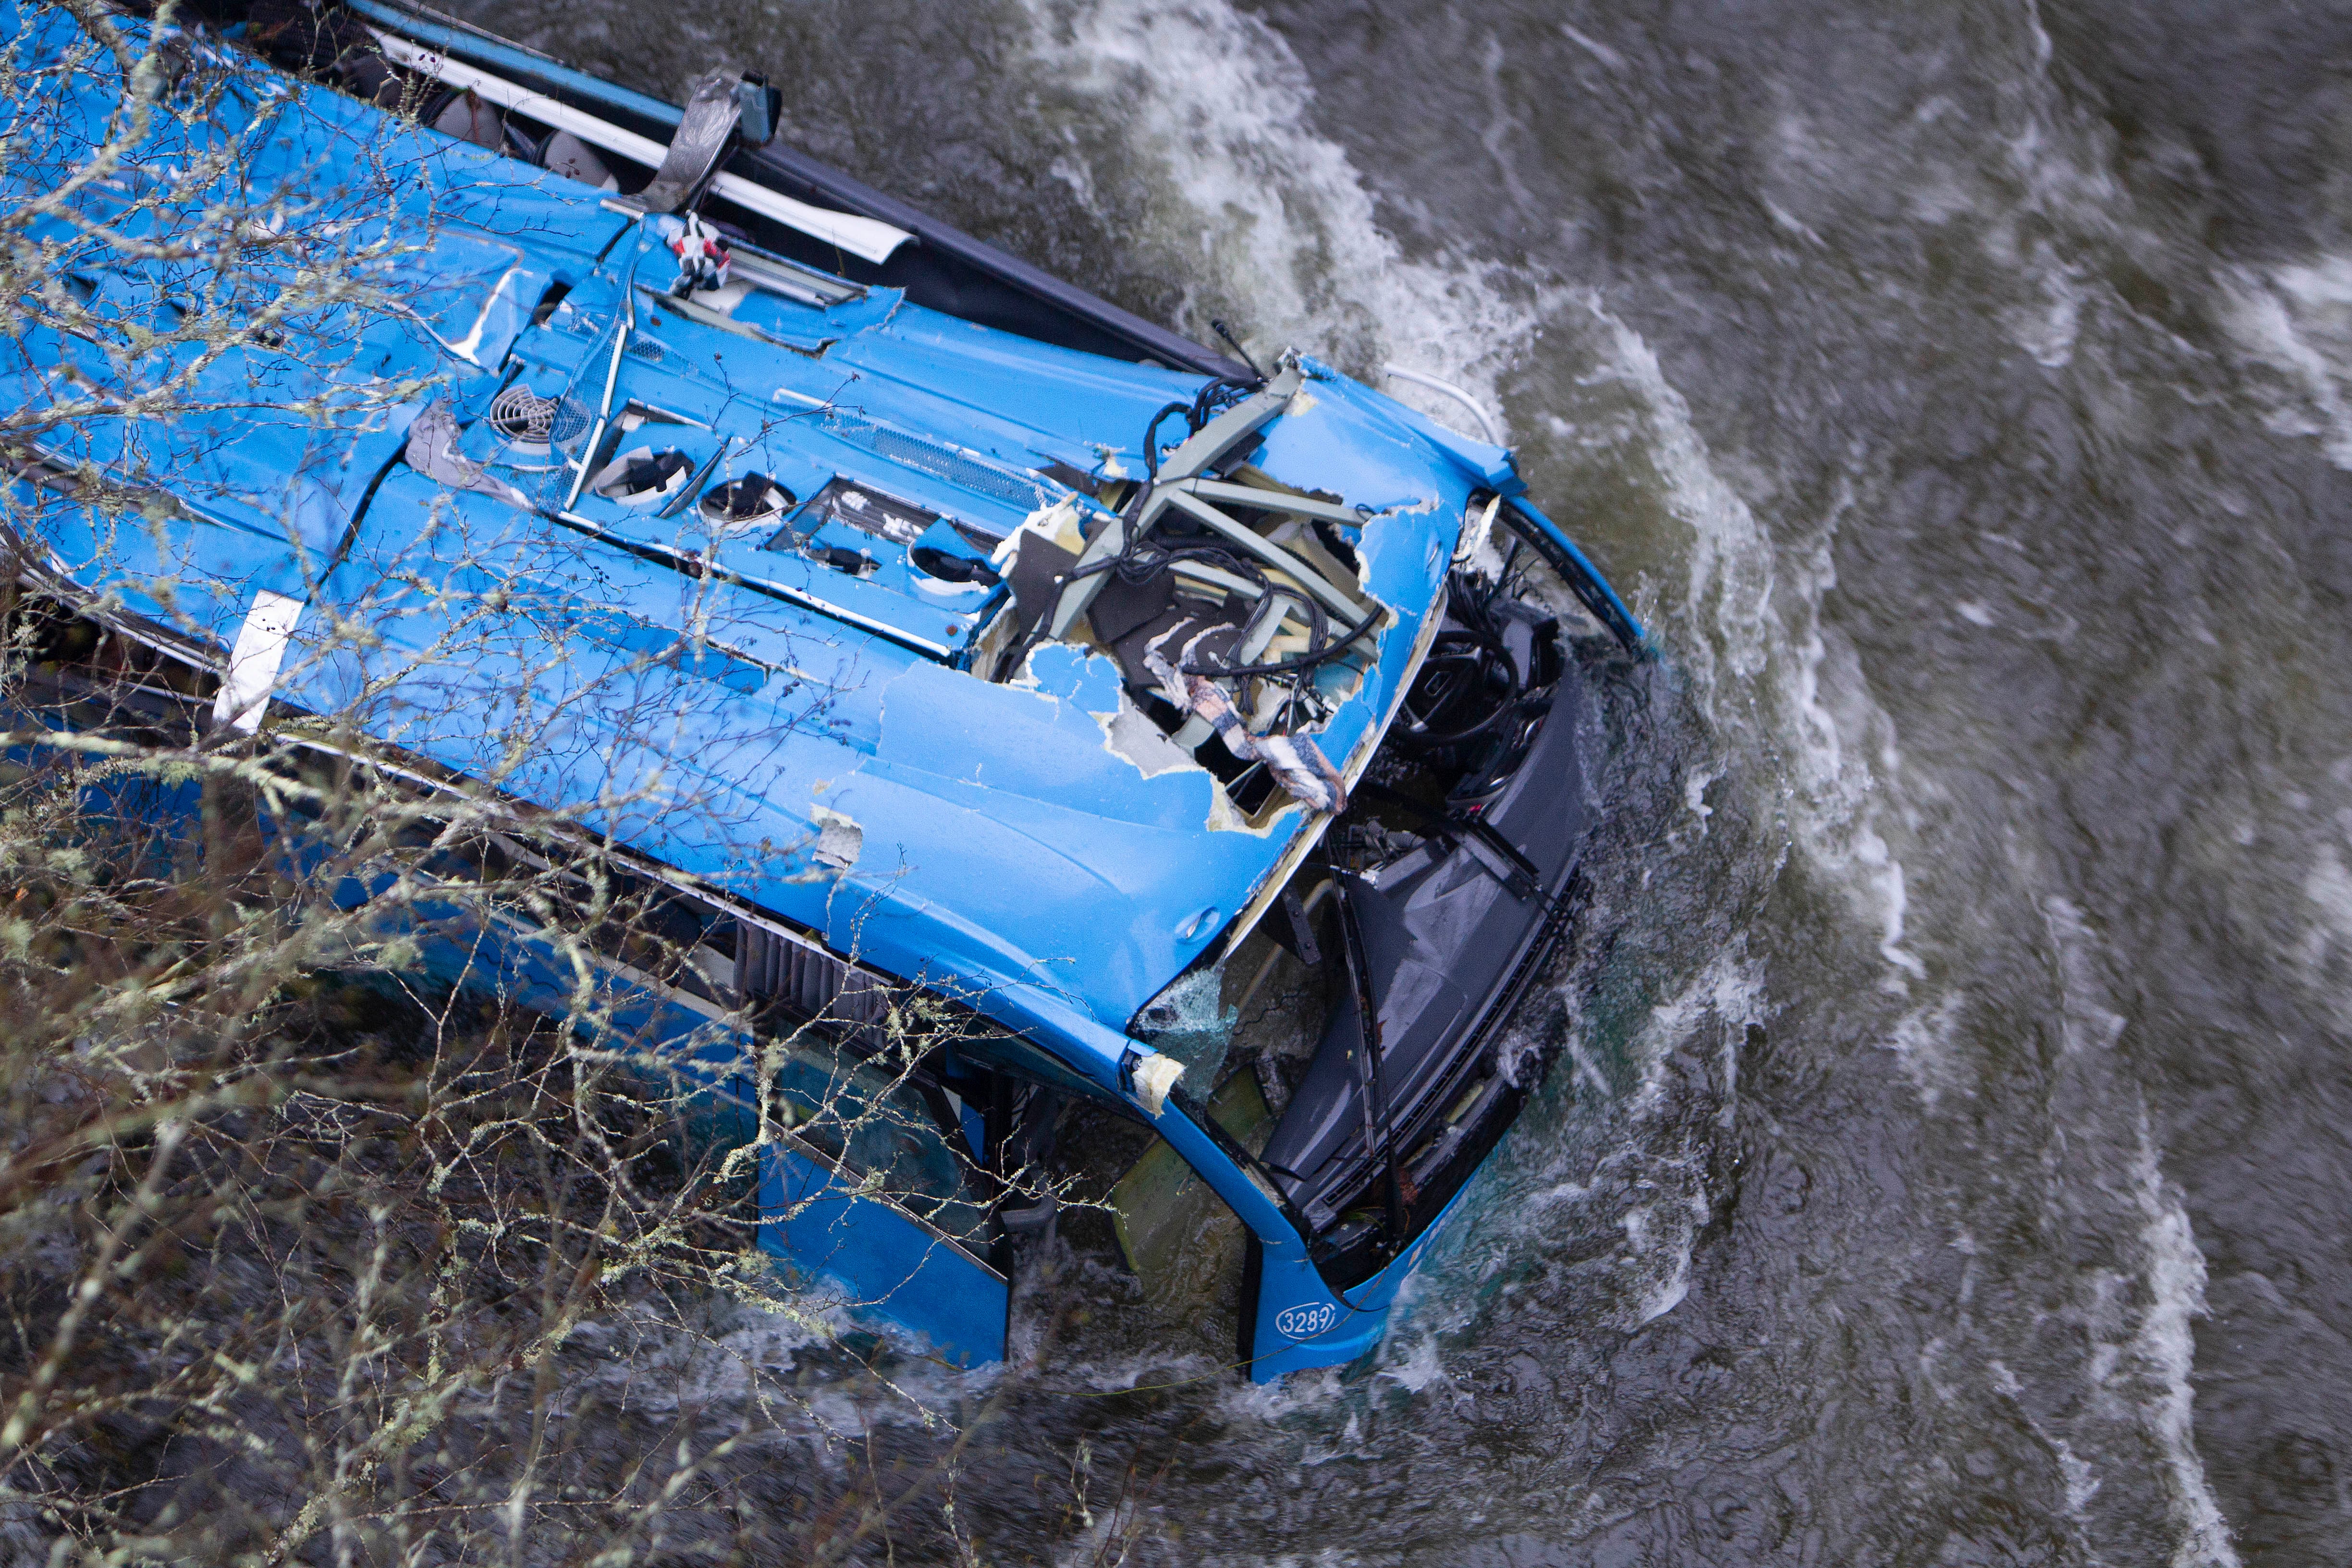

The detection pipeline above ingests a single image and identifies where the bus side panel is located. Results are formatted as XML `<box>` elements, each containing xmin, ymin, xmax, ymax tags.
<box><xmin>759</xmin><ymin>1146</ymin><xmax>1009</xmax><ymax>1369</ymax></box>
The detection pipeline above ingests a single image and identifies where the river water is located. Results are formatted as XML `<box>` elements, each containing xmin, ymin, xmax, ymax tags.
<box><xmin>447</xmin><ymin>0</ymin><xmax>2352</xmax><ymax>1560</ymax></box>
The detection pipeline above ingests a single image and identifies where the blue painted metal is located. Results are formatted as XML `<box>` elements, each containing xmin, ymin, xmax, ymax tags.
<box><xmin>760</xmin><ymin>1148</ymin><xmax>1010</xmax><ymax>1370</ymax></box>
<box><xmin>2</xmin><ymin>3</ymin><xmax>1645</xmax><ymax>1378</ymax></box>
<box><xmin>1245</xmin><ymin>1189</ymin><xmax>1470</xmax><ymax>1378</ymax></box>
<box><xmin>339</xmin><ymin>0</ymin><xmax>690</xmax><ymax>130</ymax></box>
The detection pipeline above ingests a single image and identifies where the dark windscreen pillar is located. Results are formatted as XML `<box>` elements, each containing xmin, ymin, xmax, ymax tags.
<box><xmin>729</xmin><ymin>140</ymin><xmax>1252</xmax><ymax>376</ymax></box>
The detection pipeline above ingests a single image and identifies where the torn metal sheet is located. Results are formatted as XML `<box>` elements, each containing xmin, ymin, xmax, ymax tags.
<box><xmin>631</xmin><ymin>69</ymin><xmax>747</xmax><ymax>213</ymax></box>
<box><xmin>405</xmin><ymin>398</ymin><xmax>531</xmax><ymax>509</ymax></box>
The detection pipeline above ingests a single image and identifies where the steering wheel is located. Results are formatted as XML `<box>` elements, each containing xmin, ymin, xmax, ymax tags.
<box><xmin>1396</xmin><ymin>621</ymin><xmax>1521</xmax><ymax>747</ymax></box>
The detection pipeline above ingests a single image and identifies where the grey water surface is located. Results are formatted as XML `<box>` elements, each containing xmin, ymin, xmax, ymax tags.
<box><xmin>452</xmin><ymin>0</ymin><xmax>2352</xmax><ymax>1560</ymax></box>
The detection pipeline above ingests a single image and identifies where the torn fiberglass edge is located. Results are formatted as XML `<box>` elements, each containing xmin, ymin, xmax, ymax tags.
<box><xmin>0</xmin><ymin>0</ymin><xmax>1650</xmax><ymax>1381</ymax></box>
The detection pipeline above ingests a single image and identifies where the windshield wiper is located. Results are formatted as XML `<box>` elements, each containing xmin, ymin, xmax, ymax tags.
<box><xmin>1329</xmin><ymin>868</ymin><xmax>1408</xmax><ymax>1255</ymax></box>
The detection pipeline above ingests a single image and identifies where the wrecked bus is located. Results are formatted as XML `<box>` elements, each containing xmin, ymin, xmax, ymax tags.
<box><xmin>1</xmin><ymin>0</ymin><xmax>1646</xmax><ymax>1379</ymax></box>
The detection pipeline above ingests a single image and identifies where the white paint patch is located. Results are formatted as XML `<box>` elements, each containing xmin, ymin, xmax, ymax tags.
<box><xmin>808</xmin><ymin>806</ymin><xmax>862</xmax><ymax>872</ymax></box>
<box><xmin>213</xmin><ymin>589</ymin><xmax>306</xmax><ymax>733</ymax></box>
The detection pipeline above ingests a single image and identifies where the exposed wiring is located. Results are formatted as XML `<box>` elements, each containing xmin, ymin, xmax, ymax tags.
<box><xmin>1191</xmin><ymin>602</ymin><xmax>1379</xmax><ymax>680</ymax></box>
<box><xmin>1140</xmin><ymin>400</ymin><xmax>1192</xmax><ymax>483</ymax></box>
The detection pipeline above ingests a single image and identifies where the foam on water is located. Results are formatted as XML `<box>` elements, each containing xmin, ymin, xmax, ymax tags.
<box><xmin>2220</xmin><ymin>255</ymin><xmax>2352</xmax><ymax>470</ymax></box>
<box><xmin>553</xmin><ymin>1293</ymin><xmax>991</xmax><ymax>1453</ymax></box>
<box><xmin>2040</xmin><ymin>896</ymin><xmax>2242</xmax><ymax>1568</ymax></box>
<box><xmin>1396</xmin><ymin>946</ymin><xmax>1763</xmax><ymax>1350</ymax></box>
<box><xmin>2298</xmin><ymin>838</ymin><xmax>2352</xmax><ymax>976</ymax></box>
<box><xmin>1012</xmin><ymin>0</ymin><xmax>1540</xmax><ymax>435</ymax></box>
<box><xmin>1374</xmin><ymin>1329</ymin><xmax>1454</xmax><ymax>1397</ymax></box>
<box><xmin>1972</xmin><ymin>0</ymin><xmax>2132</xmax><ymax>371</ymax></box>
<box><xmin>1984</xmin><ymin>1357</ymin><xmax>2107</xmax><ymax>1562</ymax></box>
<box><xmin>1886</xmin><ymin>991</ymin><xmax>1971</xmax><ymax>1109</ymax></box>
<box><xmin>1581</xmin><ymin>306</ymin><xmax>1934</xmax><ymax>994</ymax></box>
<box><xmin>2127</xmin><ymin>1115</ymin><xmax>2241</xmax><ymax>1568</ymax></box>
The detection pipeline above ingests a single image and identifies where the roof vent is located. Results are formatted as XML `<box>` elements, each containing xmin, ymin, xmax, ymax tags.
<box><xmin>698</xmin><ymin>475</ymin><xmax>795</xmax><ymax>532</ymax></box>
<box><xmin>488</xmin><ymin>386</ymin><xmax>589</xmax><ymax>453</ymax></box>
<box><xmin>589</xmin><ymin>447</ymin><xmax>694</xmax><ymax>509</ymax></box>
